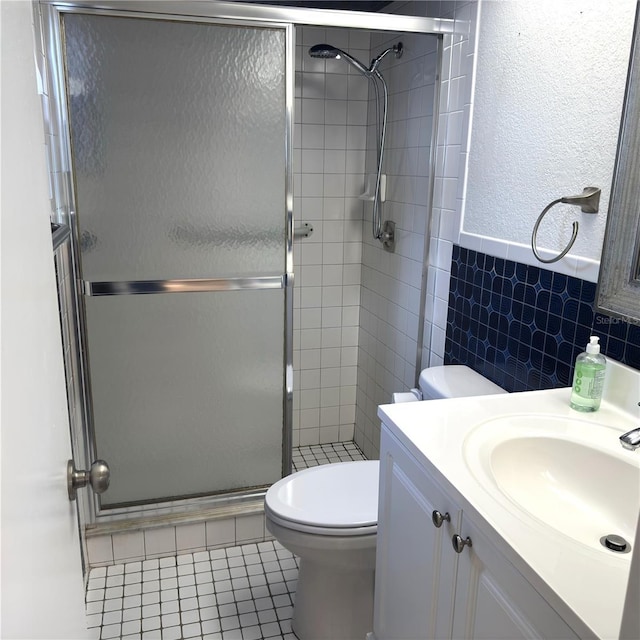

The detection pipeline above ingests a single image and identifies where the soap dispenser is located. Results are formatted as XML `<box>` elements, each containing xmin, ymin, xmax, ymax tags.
<box><xmin>570</xmin><ymin>336</ymin><xmax>606</xmax><ymax>412</ymax></box>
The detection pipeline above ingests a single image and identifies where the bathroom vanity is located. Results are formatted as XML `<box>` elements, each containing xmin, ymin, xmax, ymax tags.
<box><xmin>373</xmin><ymin>375</ymin><xmax>639</xmax><ymax>640</ymax></box>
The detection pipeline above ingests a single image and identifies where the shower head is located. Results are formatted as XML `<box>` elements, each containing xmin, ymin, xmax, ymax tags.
<box><xmin>308</xmin><ymin>43</ymin><xmax>371</xmax><ymax>77</ymax></box>
<box><xmin>309</xmin><ymin>42</ymin><xmax>403</xmax><ymax>77</ymax></box>
<box><xmin>308</xmin><ymin>43</ymin><xmax>341</xmax><ymax>59</ymax></box>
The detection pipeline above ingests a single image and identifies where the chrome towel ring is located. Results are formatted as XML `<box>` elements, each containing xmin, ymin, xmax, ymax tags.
<box><xmin>531</xmin><ymin>187</ymin><xmax>601</xmax><ymax>263</ymax></box>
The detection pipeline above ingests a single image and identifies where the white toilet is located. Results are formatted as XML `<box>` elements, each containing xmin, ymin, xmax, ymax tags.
<box><xmin>265</xmin><ymin>365</ymin><xmax>506</xmax><ymax>640</ymax></box>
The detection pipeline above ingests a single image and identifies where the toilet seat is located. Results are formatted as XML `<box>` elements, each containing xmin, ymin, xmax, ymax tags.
<box><xmin>265</xmin><ymin>461</ymin><xmax>379</xmax><ymax>536</ymax></box>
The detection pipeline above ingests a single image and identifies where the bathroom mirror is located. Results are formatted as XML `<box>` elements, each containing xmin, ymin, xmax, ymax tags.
<box><xmin>596</xmin><ymin>7</ymin><xmax>640</xmax><ymax>324</ymax></box>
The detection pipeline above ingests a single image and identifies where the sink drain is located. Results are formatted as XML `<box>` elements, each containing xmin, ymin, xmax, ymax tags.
<box><xmin>600</xmin><ymin>534</ymin><xmax>631</xmax><ymax>554</ymax></box>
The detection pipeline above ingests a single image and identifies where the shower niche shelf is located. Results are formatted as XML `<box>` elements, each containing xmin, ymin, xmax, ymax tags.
<box><xmin>359</xmin><ymin>173</ymin><xmax>387</xmax><ymax>202</ymax></box>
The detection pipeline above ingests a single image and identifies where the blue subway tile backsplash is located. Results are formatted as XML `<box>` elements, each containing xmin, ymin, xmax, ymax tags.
<box><xmin>445</xmin><ymin>245</ymin><xmax>640</xmax><ymax>393</ymax></box>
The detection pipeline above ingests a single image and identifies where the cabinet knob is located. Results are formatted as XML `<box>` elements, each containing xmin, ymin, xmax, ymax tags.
<box><xmin>452</xmin><ymin>534</ymin><xmax>473</xmax><ymax>553</ymax></box>
<box><xmin>432</xmin><ymin>510</ymin><xmax>451</xmax><ymax>528</ymax></box>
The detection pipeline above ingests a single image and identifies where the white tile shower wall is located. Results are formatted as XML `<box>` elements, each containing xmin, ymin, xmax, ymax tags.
<box><xmin>354</xmin><ymin>18</ymin><xmax>440</xmax><ymax>459</ymax></box>
<box><xmin>293</xmin><ymin>27</ymin><xmax>368</xmax><ymax>447</ymax></box>
<box><xmin>419</xmin><ymin>0</ymin><xmax>480</xmax><ymax>371</ymax></box>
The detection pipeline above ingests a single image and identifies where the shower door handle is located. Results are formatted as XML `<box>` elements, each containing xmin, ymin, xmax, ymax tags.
<box><xmin>67</xmin><ymin>459</ymin><xmax>110</xmax><ymax>501</ymax></box>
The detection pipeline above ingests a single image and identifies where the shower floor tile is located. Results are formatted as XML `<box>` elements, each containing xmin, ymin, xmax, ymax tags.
<box><xmin>292</xmin><ymin>440</ymin><xmax>366</xmax><ymax>471</ymax></box>
<box><xmin>86</xmin><ymin>541</ymin><xmax>298</xmax><ymax>640</ymax></box>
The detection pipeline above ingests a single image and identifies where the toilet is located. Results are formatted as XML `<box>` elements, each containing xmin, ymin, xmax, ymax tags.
<box><xmin>265</xmin><ymin>365</ymin><xmax>506</xmax><ymax>640</ymax></box>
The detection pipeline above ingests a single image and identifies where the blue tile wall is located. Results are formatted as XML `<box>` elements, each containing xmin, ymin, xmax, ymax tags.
<box><xmin>445</xmin><ymin>245</ymin><xmax>640</xmax><ymax>392</ymax></box>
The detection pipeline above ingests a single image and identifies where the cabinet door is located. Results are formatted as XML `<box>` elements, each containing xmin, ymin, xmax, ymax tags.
<box><xmin>452</xmin><ymin>519</ymin><xmax>579</xmax><ymax>640</ymax></box>
<box><xmin>374</xmin><ymin>428</ymin><xmax>461</xmax><ymax>640</ymax></box>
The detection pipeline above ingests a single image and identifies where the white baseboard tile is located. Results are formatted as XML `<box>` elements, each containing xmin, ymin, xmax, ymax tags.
<box><xmin>86</xmin><ymin>535</ymin><xmax>113</xmax><ymax>567</ymax></box>
<box><xmin>112</xmin><ymin>530</ymin><xmax>144</xmax><ymax>563</ymax></box>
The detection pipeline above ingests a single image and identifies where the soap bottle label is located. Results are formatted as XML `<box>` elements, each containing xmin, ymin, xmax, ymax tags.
<box><xmin>570</xmin><ymin>364</ymin><xmax>605</xmax><ymax>411</ymax></box>
<box><xmin>573</xmin><ymin>367</ymin><xmax>605</xmax><ymax>398</ymax></box>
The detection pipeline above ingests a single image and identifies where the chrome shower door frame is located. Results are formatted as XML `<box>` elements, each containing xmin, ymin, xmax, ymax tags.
<box><xmin>39</xmin><ymin>0</ymin><xmax>455</xmax><ymax>528</ymax></box>
<box><xmin>43</xmin><ymin>2</ymin><xmax>295</xmax><ymax>523</ymax></box>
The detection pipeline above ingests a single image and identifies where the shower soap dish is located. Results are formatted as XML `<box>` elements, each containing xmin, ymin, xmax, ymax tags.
<box><xmin>359</xmin><ymin>173</ymin><xmax>386</xmax><ymax>202</ymax></box>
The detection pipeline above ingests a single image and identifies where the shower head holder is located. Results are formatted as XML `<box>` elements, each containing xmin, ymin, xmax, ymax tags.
<box><xmin>370</xmin><ymin>42</ymin><xmax>403</xmax><ymax>73</ymax></box>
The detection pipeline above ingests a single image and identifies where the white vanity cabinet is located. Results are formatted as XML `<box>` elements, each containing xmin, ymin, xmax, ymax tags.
<box><xmin>373</xmin><ymin>424</ymin><xmax>581</xmax><ymax>640</ymax></box>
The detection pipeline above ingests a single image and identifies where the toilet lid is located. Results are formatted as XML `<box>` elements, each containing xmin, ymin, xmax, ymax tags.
<box><xmin>265</xmin><ymin>461</ymin><xmax>379</xmax><ymax>529</ymax></box>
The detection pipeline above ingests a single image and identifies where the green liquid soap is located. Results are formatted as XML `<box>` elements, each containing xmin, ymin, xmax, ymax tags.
<box><xmin>570</xmin><ymin>336</ymin><xmax>606</xmax><ymax>412</ymax></box>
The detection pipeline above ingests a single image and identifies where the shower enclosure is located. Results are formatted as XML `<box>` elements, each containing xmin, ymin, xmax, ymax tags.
<box><xmin>41</xmin><ymin>0</ymin><xmax>448</xmax><ymax>529</ymax></box>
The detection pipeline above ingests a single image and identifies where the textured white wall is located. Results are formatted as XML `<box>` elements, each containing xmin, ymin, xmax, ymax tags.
<box><xmin>464</xmin><ymin>0</ymin><xmax>636</xmax><ymax>262</ymax></box>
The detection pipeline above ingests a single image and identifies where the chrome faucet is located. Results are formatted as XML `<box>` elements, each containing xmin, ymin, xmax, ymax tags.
<box><xmin>620</xmin><ymin>427</ymin><xmax>640</xmax><ymax>451</ymax></box>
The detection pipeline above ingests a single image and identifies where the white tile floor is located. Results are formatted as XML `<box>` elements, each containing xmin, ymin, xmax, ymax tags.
<box><xmin>86</xmin><ymin>541</ymin><xmax>298</xmax><ymax>640</ymax></box>
<box><xmin>86</xmin><ymin>442</ymin><xmax>367</xmax><ymax>640</ymax></box>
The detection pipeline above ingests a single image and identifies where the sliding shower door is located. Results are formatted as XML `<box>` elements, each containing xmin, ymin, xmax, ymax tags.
<box><xmin>62</xmin><ymin>13</ymin><xmax>291</xmax><ymax>507</ymax></box>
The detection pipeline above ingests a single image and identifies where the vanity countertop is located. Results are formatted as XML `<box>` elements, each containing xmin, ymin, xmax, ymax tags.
<box><xmin>378</xmin><ymin>386</ymin><xmax>639</xmax><ymax>640</ymax></box>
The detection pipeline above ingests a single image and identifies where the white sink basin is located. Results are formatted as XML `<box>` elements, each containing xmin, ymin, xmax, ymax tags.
<box><xmin>464</xmin><ymin>415</ymin><xmax>640</xmax><ymax>553</ymax></box>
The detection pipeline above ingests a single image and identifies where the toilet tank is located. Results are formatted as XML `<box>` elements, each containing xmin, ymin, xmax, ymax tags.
<box><xmin>419</xmin><ymin>365</ymin><xmax>506</xmax><ymax>400</ymax></box>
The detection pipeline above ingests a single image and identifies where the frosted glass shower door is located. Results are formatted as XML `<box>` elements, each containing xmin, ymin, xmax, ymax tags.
<box><xmin>63</xmin><ymin>13</ymin><xmax>289</xmax><ymax>507</ymax></box>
